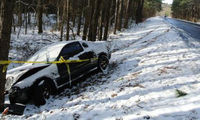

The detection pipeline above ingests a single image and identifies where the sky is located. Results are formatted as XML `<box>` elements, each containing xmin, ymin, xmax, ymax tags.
<box><xmin>162</xmin><ymin>0</ymin><xmax>173</xmax><ymax>4</ymax></box>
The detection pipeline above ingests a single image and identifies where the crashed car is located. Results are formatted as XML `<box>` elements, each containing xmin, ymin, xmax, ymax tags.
<box><xmin>6</xmin><ymin>40</ymin><xmax>111</xmax><ymax>106</ymax></box>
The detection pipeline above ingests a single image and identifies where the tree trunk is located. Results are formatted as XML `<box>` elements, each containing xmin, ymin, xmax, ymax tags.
<box><xmin>88</xmin><ymin>0</ymin><xmax>95</xmax><ymax>41</ymax></box>
<box><xmin>0</xmin><ymin>0</ymin><xmax>15</xmax><ymax>111</ymax></box>
<box><xmin>89</xmin><ymin>0</ymin><xmax>102</xmax><ymax>41</ymax></box>
<box><xmin>124</xmin><ymin>0</ymin><xmax>132</xmax><ymax>28</ymax></box>
<box><xmin>57</xmin><ymin>2</ymin><xmax>61</xmax><ymax>30</ymax></box>
<box><xmin>28</xmin><ymin>12</ymin><xmax>31</xmax><ymax>25</ymax></box>
<box><xmin>103</xmin><ymin>0</ymin><xmax>112</xmax><ymax>40</ymax></box>
<box><xmin>110</xmin><ymin>0</ymin><xmax>116</xmax><ymax>26</ymax></box>
<box><xmin>77</xmin><ymin>0</ymin><xmax>84</xmax><ymax>36</ymax></box>
<box><xmin>82</xmin><ymin>0</ymin><xmax>94</xmax><ymax>40</ymax></box>
<box><xmin>117</xmin><ymin>0</ymin><xmax>124</xmax><ymax>31</ymax></box>
<box><xmin>65</xmin><ymin>0</ymin><xmax>70</xmax><ymax>41</ymax></box>
<box><xmin>136</xmin><ymin>0</ymin><xmax>144</xmax><ymax>24</ymax></box>
<box><xmin>60</xmin><ymin>0</ymin><xmax>66</xmax><ymax>41</ymax></box>
<box><xmin>37</xmin><ymin>0</ymin><xmax>43</xmax><ymax>34</ymax></box>
<box><xmin>12</xmin><ymin>14</ymin><xmax>16</xmax><ymax>33</ymax></box>
<box><xmin>71</xmin><ymin>0</ymin><xmax>77</xmax><ymax>27</ymax></box>
<box><xmin>77</xmin><ymin>12</ymin><xmax>82</xmax><ymax>36</ymax></box>
<box><xmin>25</xmin><ymin>7</ymin><xmax>28</xmax><ymax>34</ymax></box>
<box><xmin>17</xmin><ymin>0</ymin><xmax>22</xmax><ymax>26</ymax></box>
<box><xmin>114</xmin><ymin>0</ymin><xmax>120</xmax><ymax>34</ymax></box>
<box><xmin>98</xmin><ymin>5</ymin><xmax>105</xmax><ymax>41</ymax></box>
<box><xmin>131</xmin><ymin>1</ymin><xmax>137</xmax><ymax>21</ymax></box>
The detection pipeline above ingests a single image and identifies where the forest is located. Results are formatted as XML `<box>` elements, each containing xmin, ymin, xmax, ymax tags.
<box><xmin>172</xmin><ymin>0</ymin><xmax>200</xmax><ymax>22</ymax></box>
<box><xmin>1</xmin><ymin>0</ymin><xmax>162</xmax><ymax>41</ymax></box>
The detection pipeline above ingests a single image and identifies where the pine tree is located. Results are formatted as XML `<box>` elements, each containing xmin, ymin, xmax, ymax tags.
<box><xmin>0</xmin><ymin>0</ymin><xmax>15</xmax><ymax>110</ymax></box>
<box><xmin>37</xmin><ymin>0</ymin><xmax>43</xmax><ymax>34</ymax></box>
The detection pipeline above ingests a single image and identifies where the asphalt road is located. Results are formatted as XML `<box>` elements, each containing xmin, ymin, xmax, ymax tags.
<box><xmin>166</xmin><ymin>18</ymin><xmax>200</xmax><ymax>40</ymax></box>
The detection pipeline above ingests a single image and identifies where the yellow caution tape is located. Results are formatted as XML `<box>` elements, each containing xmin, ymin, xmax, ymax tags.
<box><xmin>0</xmin><ymin>59</ymin><xmax>97</xmax><ymax>65</ymax></box>
<box><xmin>60</xmin><ymin>56</ymin><xmax>72</xmax><ymax>86</ymax></box>
<box><xmin>0</xmin><ymin>57</ymin><xmax>98</xmax><ymax>73</ymax></box>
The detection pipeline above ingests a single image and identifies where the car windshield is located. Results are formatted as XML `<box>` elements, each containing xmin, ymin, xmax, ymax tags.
<box><xmin>27</xmin><ymin>44</ymin><xmax>63</xmax><ymax>63</ymax></box>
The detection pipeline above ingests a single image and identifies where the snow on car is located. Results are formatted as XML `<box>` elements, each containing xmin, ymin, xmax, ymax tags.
<box><xmin>6</xmin><ymin>40</ymin><xmax>111</xmax><ymax>106</ymax></box>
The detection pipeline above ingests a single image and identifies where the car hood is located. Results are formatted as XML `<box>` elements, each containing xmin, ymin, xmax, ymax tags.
<box><xmin>7</xmin><ymin>64</ymin><xmax>49</xmax><ymax>74</ymax></box>
<box><xmin>6</xmin><ymin>64</ymin><xmax>49</xmax><ymax>90</ymax></box>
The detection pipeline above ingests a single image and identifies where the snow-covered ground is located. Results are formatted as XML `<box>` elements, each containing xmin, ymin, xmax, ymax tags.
<box><xmin>4</xmin><ymin>16</ymin><xmax>200</xmax><ymax>120</ymax></box>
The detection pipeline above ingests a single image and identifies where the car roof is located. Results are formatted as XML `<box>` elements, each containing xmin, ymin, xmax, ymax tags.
<box><xmin>49</xmin><ymin>40</ymin><xmax>80</xmax><ymax>48</ymax></box>
<box><xmin>47</xmin><ymin>40</ymin><xmax>93</xmax><ymax>48</ymax></box>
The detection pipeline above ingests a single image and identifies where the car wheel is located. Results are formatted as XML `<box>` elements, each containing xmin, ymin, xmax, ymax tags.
<box><xmin>98</xmin><ymin>55</ymin><xmax>109</xmax><ymax>74</ymax></box>
<box><xmin>33</xmin><ymin>81</ymin><xmax>52</xmax><ymax>106</ymax></box>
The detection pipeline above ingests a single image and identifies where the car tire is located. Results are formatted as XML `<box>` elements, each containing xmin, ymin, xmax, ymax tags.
<box><xmin>33</xmin><ymin>80</ymin><xmax>52</xmax><ymax>106</ymax></box>
<box><xmin>98</xmin><ymin>55</ymin><xmax>109</xmax><ymax>74</ymax></box>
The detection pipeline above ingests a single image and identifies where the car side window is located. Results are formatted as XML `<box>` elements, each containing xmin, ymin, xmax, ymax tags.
<box><xmin>60</xmin><ymin>42</ymin><xmax>83</xmax><ymax>59</ymax></box>
<box><xmin>79</xmin><ymin>51</ymin><xmax>95</xmax><ymax>59</ymax></box>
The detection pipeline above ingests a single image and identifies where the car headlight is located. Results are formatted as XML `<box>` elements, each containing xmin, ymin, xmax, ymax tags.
<box><xmin>10</xmin><ymin>86</ymin><xmax>21</xmax><ymax>94</ymax></box>
<box><xmin>9</xmin><ymin>86</ymin><xmax>22</xmax><ymax>102</ymax></box>
<box><xmin>9</xmin><ymin>86</ymin><xmax>23</xmax><ymax>99</ymax></box>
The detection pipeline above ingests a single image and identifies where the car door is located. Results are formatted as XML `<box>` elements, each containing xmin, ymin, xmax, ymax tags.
<box><xmin>56</xmin><ymin>42</ymin><xmax>84</xmax><ymax>86</ymax></box>
<box><xmin>78</xmin><ymin>51</ymin><xmax>97</xmax><ymax>71</ymax></box>
<box><xmin>78</xmin><ymin>42</ymin><xmax>98</xmax><ymax>72</ymax></box>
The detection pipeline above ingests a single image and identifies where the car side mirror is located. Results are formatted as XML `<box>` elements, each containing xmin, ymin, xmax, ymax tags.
<box><xmin>82</xmin><ymin>43</ymin><xmax>88</xmax><ymax>48</ymax></box>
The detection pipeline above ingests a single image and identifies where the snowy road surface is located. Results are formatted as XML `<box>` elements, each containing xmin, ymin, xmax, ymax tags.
<box><xmin>4</xmin><ymin>17</ymin><xmax>200</xmax><ymax>120</ymax></box>
<box><xmin>166</xmin><ymin>18</ymin><xmax>200</xmax><ymax>40</ymax></box>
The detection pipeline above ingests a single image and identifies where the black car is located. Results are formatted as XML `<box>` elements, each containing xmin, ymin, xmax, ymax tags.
<box><xmin>6</xmin><ymin>40</ymin><xmax>111</xmax><ymax>106</ymax></box>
